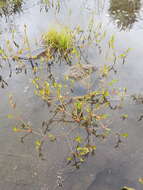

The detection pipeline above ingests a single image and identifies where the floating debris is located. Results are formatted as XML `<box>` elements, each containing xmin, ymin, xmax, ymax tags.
<box><xmin>66</xmin><ymin>64</ymin><xmax>97</xmax><ymax>80</ymax></box>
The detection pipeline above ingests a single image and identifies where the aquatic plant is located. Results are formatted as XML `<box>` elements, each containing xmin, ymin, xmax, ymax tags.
<box><xmin>42</xmin><ymin>27</ymin><xmax>77</xmax><ymax>64</ymax></box>
<box><xmin>8</xmin><ymin>65</ymin><xmax>127</xmax><ymax>168</ymax></box>
<box><xmin>1</xmin><ymin>13</ymin><xmax>130</xmax><ymax>169</ymax></box>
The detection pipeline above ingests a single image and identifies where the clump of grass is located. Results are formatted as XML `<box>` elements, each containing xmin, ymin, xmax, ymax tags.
<box><xmin>42</xmin><ymin>27</ymin><xmax>76</xmax><ymax>63</ymax></box>
<box><xmin>43</xmin><ymin>27</ymin><xmax>74</xmax><ymax>51</ymax></box>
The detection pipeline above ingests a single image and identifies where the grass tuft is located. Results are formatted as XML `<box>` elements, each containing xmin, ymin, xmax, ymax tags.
<box><xmin>42</xmin><ymin>27</ymin><xmax>75</xmax><ymax>56</ymax></box>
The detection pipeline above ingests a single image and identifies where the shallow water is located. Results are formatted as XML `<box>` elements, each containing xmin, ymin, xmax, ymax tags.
<box><xmin>0</xmin><ymin>0</ymin><xmax>143</xmax><ymax>189</ymax></box>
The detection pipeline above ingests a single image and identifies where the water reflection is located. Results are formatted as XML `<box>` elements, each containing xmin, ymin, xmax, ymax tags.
<box><xmin>40</xmin><ymin>0</ymin><xmax>61</xmax><ymax>13</ymax></box>
<box><xmin>0</xmin><ymin>0</ymin><xmax>23</xmax><ymax>17</ymax></box>
<box><xmin>109</xmin><ymin>0</ymin><xmax>141</xmax><ymax>30</ymax></box>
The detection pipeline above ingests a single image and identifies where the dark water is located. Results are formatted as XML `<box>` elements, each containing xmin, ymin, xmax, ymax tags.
<box><xmin>0</xmin><ymin>0</ymin><xmax>143</xmax><ymax>189</ymax></box>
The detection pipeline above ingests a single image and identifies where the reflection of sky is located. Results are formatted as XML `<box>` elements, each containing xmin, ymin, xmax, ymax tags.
<box><xmin>1</xmin><ymin>0</ymin><xmax>143</xmax><ymax>94</ymax></box>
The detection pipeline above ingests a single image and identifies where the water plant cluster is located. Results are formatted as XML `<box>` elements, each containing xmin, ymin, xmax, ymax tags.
<box><xmin>0</xmin><ymin>13</ymin><xmax>131</xmax><ymax>169</ymax></box>
<box><xmin>42</xmin><ymin>27</ymin><xmax>78</xmax><ymax>64</ymax></box>
<box><xmin>1</xmin><ymin>1</ymin><xmax>143</xmax><ymax>190</ymax></box>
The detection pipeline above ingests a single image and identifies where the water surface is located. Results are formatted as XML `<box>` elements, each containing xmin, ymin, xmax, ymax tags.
<box><xmin>0</xmin><ymin>0</ymin><xmax>143</xmax><ymax>189</ymax></box>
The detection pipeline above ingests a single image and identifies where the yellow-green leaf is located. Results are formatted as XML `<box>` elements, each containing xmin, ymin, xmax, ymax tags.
<box><xmin>121</xmin><ymin>186</ymin><xmax>135</xmax><ymax>190</ymax></box>
<box><xmin>13</xmin><ymin>127</ymin><xmax>18</xmax><ymax>132</ymax></box>
<box><xmin>7</xmin><ymin>114</ymin><xmax>13</xmax><ymax>119</ymax></box>
<box><xmin>67</xmin><ymin>157</ymin><xmax>73</xmax><ymax>161</ymax></box>
<box><xmin>35</xmin><ymin>140</ymin><xmax>41</xmax><ymax>146</ymax></box>
<box><xmin>138</xmin><ymin>178</ymin><xmax>143</xmax><ymax>184</ymax></box>
<box><xmin>121</xmin><ymin>133</ymin><xmax>129</xmax><ymax>138</ymax></box>
<box><xmin>48</xmin><ymin>133</ymin><xmax>56</xmax><ymax>142</ymax></box>
<box><xmin>74</xmin><ymin>136</ymin><xmax>83</xmax><ymax>143</ymax></box>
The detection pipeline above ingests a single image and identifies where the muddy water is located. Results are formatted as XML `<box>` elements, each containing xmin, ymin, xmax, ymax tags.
<box><xmin>0</xmin><ymin>0</ymin><xmax>143</xmax><ymax>189</ymax></box>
